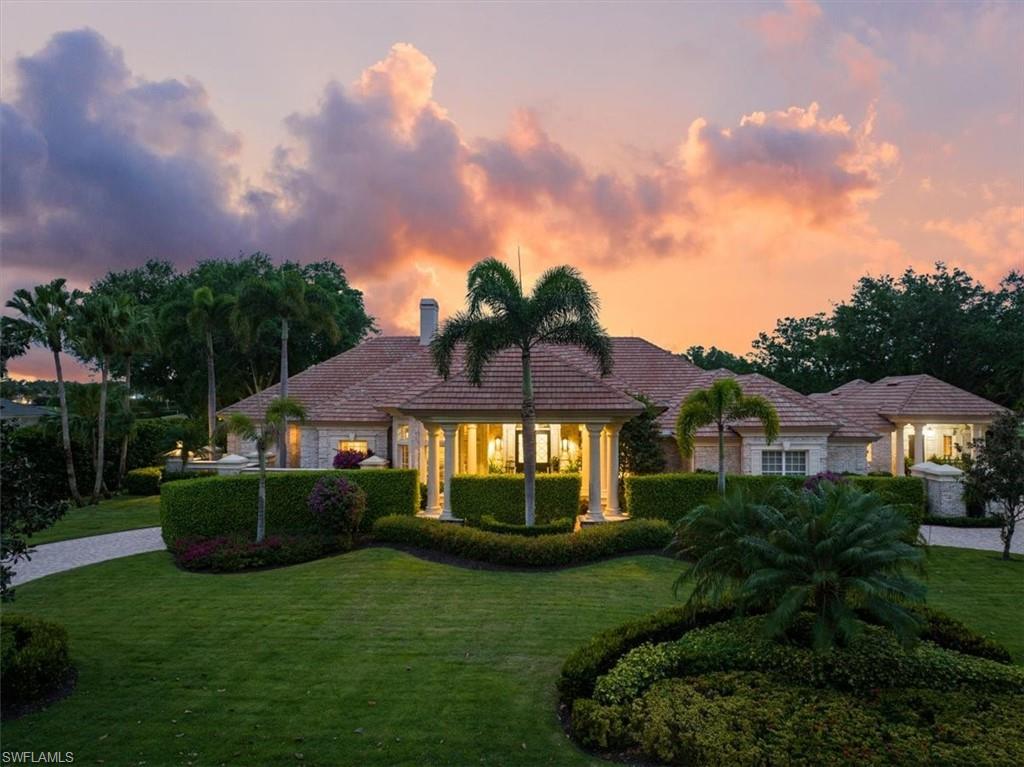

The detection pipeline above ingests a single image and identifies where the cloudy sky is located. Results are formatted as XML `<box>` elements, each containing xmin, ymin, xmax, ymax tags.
<box><xmin>2</xmin><ymin>1</ymin><xmax>1021</xmax><ymax>381</ymax></box>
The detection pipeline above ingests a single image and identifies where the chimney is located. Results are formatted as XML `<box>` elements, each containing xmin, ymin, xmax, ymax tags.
<box><xmin>419</xmin><ymin>298</ymin><xmax>439</xmax><ymax>345</ymax></box>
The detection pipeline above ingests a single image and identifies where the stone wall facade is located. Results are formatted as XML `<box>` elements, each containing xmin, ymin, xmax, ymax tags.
<box><xmin>827</xmin><ymin>441</ymin><xmax>869</xmax><ymax>475</ymax></box>
<box><xmin>693</xmin><ymin>440</ymin><xmax>742</xmax><ymax>474</ymax></box>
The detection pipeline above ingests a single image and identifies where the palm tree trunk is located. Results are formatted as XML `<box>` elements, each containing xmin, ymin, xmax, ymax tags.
<box><xmin>278</xmin><ymin>318</ymin><xmax>289</xmax><ymax>468</ymax></box>
<box><xmin>92</xmin><ymin>356</ymin><xmax>109</xmax><ymax>504</ymax></box>
<box><xmin>717</xmin><ymin>421</ymin><xmax>726</xmax><ymax>495</ymax></box>
<box><xmin>521</xmin><ymin>348</ymin><xmax>536</xmax><ymax>526</ymax></box>
<box><xmin>53</xmin><ymin>348</ymin><xmax>83</xmax><ymax>507</ymax></box>
<box><xmin>257</xmin><ymin>444</ymin><xmax>267</xmax><ymax>542</ymax></box>
<box><xmin>206</xmin><ymin>330</ymin><xmax>217</xmax><ymax>442</ymax></box>
<box><xmin>118</xmin><ymin>356</ymin><xmax>132</xmax><ymax>486</ymax></box>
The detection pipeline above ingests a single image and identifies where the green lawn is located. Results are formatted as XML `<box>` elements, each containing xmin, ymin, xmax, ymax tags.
<box><xmin>27</xmin><ymin>495</ymin><xmax>160</xmax><ymax>544</ymax></box>
<box><xmin>3</xmin><ymin>546</ymin><xmax>1021</xmax><ymax>766</ymax></box>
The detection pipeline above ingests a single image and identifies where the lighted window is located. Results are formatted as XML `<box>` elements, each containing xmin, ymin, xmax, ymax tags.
<box><xmin>866</xmin><ymin>442</ymin><xmax>873</xmax><ymax>463</ymax></box>
<box><xmin>761</xmin><ymin>450</ymin><xmax>807</xmax><ymax>476</ymax></box>
<box><xmin>338</xmin><ymin>440</ymin><xmax>369</xmax><ymax>454</ymax></box>
<box><xmin>399</xmin><ymin>444</ymin><xmax>410</xmax><ymax>469</ymax></box>
<box><xmin>397</xmin><ymin>424</ymin><xmax>410</xmax><ymax>441</ymax></box>
<box><xmin>943</xmin><ymin>435</ymin><xmax>953</xmax><ymax>458</ymax></box>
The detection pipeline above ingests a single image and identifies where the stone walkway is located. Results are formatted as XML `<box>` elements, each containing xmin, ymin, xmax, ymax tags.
<box><xmin>10</xmin><ymin>527</ymin><xmax>166</xmax><ymax>587</ymax></box>
<box><xmin>921</xmin><ymin>524</ymin><xmax>1020</xmax><ymax>554</ymax></box>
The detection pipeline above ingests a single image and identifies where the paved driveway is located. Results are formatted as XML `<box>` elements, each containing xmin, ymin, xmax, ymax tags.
<box><xmin>921</xmin><ymin>524</ymin><xmax>1021</xmax><ymax>554</ymax></box>
<box><xmin>9</xmin><ymin>527</ymin><xmax>165</xmax><ymax>587</ymax></box>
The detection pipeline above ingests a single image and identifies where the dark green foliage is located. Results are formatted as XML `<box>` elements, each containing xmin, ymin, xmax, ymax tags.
<box><xmin>683</xmin><ymin>345</ymin><xmax>754</xmax><ymax>374</ymax></box>
<box><xmin>1</xmin><ymin>614</ymin><xmax>72</xmax><ymax>709</ymax></box>
<box><xmin>619</xmin><ymin>394</ymin><xmax>666</xmax><ymax>475</ymax></box>
<box><xmin>909</xmin><ymin>605</ymin><xmax>1013</xmax><ymax>664</ymax></box>
<box><xmin>160</xmin><ymin>470</ymin><xmax>418</xmax><ymax>543</ymax></box>
<box><xmin>123</xmin><ymin>467</ymin><xmax>161</xmax><ymax>496</ymax></box>
<box><xmin>923</xmin><ymin>514</ymin><xmax>1003</xmax><ymax>528</ymax></box>
<box><xmin>371</xmin><ymin>516</ymin><xmax>671</xmax><ymax>568</ymax></box>
<box><xmin>125</xmin><ymin>418</ymin><xmax>179</xmax><ymax>470</ymax></box>
<box><xmin>568</xmin><ymin>698</ymin><xmax>631</xmax><ymax>751</ymax></box>
<box><xmin>477</xmin><ymin>515</ymin><xmax>574</xmax><ymax>536</ymax></box>
<box><xmin>626</xmin><ymin>472</ymin><xmax>923</xmax><ymax>534</ymax></box>
<box><xmin>168</xmin><ymin>535</ymin><xmax>345</xmax><ymax>572</ymax></box>
<box><xmin>963</xmin><ymin>409</ymin><xmax>1024</xmax><ymax>560</ymax></box>
<box><xmin>450</xmin><ymin>474</ymin><xmax>581</xmax><ymax>526</ymax></box>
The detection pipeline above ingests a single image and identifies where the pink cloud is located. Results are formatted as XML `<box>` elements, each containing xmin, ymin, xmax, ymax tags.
<box><xmin>751</xmin><ymin>0</ymin><xmax>823</xmax><ymax>48</ymax></box>
<box><xmin>924</xmin><ymin>205</ymin><xmax>1024</xmax><ymax>281</ymax></box>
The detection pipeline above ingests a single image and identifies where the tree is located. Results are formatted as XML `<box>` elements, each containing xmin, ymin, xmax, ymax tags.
<box><xmin>432</xmin><ymin>259</ymin><xmax>612</xmax><ymax>525</ymax></box>
<box><xmin>963</xmin><ymin>410</ymin><xmax>1024</xmax><ymax>561</ymax></box>
<box><xmin>619</xmin><ymin>393</ymin><xmax>666</xmax><ymax>475</ymax></box>
<box><xmin>675</xmin><ymin>377</ymin><xmax>780</xmax><ymax>495</ymax></box>
<box><xmin>6</xmin><ymin>280</ymin><xmax>85</xmax><ymax>506</ymax></box>
<box><xmin>673</xmin><ymin>482</ymin><xmax>925</xmax><ymax>650</ymax></box>
<box><xmin>72</xmin><ymin>292</ymin><xmax>134</xmax><ymax>503</ymax></box>
<box><xmin>236</xmin><ymin>265</ymin><xmax>340</xmax><ymax>467</ymax></box>
<box><xmin>114</xmin><ymin>302</ymin><xmax>155</xmax><ymax>485</ymax></box>
<box><xmin>186</xmin><ymin>286</ymin><xmax>236</xmax><ymax>440</ymax></box>
<box><xmin>1</xmin><ymin>317</ymin><xmax>33</xmax><ymax>377</ymax></box>
<box><xmin>220</xmin><ymin>397</ymin><xmax>307</xmax><ymax>542</ymax></box>
<box><xmin>684</xmin><ymin>345</ymin><xmax>754</xmax><ymax>374</ymax></box>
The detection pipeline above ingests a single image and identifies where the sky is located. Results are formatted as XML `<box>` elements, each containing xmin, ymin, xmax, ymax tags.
<box><xmin>1</xmin><ymin>0</ymin><xmax>1022</xmax><ymax>382</ymax></box>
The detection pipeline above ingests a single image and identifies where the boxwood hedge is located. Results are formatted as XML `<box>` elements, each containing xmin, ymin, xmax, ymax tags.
<box><xmin>1</xmin><ymin>614</ymin><xmax>72</xmax><ymax>709</ymax></box>
<box><xmin>160</xmin><ymin>469</ymin><xmax>418</xmax><ymax>543</ymax></box>
<box><xmin>124</xmin><ymin>466</ymin><xmax>162</xmax><ymax>496</ymax></box>
<box><xmin>450</xmin><ymin>474</ymin><xmax>581</xmax><ymax>526</ymax></box>
<box><xmin>624</xmin><ymin>473</ymin><xmax>924</xmax><ymax>533</ymax></box>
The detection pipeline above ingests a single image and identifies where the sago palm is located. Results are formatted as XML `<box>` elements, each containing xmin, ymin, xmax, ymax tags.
<box><xmin>432</xmin><ymin>258</ymin><xmax>612</xmax><ymax>525</ymax></box>
<box><xmin>676</xmin><ymin>377</ymin><xmax>780</xmax><ymax>494</ymax></box>
<box><xmin>6</xmin><ymin>280</ymin><xmax>85</xmax><ymax>506</ymax></box>
<box><xmin>220</xmin><ymin>397</ymin><xmax>307</xmax><ymax>542</ymax></box>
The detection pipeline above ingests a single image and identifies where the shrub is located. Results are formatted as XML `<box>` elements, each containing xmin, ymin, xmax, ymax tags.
<box><xmin>124</xmin><ymin>466</ymin><xmax>162</xmax><ymax>496</ymax></box>
<box><xmin>449</xmin><ymin>474</ymin><xmax>581</xmax><ymax>526</ymax></box>
<box><xmin>568</xmin><ymin>698</ymin><xmax>631</xmax><ymax>751</ymax></box>
<box><xmin>308</xmin><ymin>475</ymin><xmax>367</xmax><ymax>541</ymax></box>
<box><xmin>803</xmin><ymin>470</ymin><xmax>847</xmax><ymax>492</ymax></box>
<box><xmin>1</xmin><ymin>614</ymin><xmax>72</xmax><ymax>707</ymax></box>
<box><xmin>168</xmin><ymin>535</ymin><xmax>343</xmax><ymax>572</ymax></box>
<box><xmin>909</xmin><ymin>605</ymin><xmax>1013</xmax><ymax>664</ymax></box>
<box><xmin>477</xmin><ymin>515</ymin><xmax>574</xmax><ymax>536</ymax></box>
<box><xmin>923</xmin><ymin>514</ymin><xmax>1002</xmax><ymax>528</ymax></box>
<box><xmin>161</xmin><ymin>469</ymin><xmax>215</xmax><ymax>484</ymax></box>
<box><xmin>160</xmin><ymin>469</ymin><xmax>418</xmax><ymax>544</ymax></box>
<box><xmin>333</xmin><ymin>449</ymin><xmax>368</xmax><ymax>469</ymax></box>
<box><xmin>372</xmin><ymin>516</ymin><xmax>671</xmax><ymax>568</ymax></box>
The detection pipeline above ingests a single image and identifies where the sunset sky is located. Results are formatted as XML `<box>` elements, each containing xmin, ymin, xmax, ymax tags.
<box><xmin>2</xmin><ymin>0</ymin><xmax>1021</xmax><ymax>381</ymax></box>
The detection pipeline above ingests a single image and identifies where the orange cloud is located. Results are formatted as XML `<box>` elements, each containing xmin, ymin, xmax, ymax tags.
<box><xmin>924</xmin><ymin>206</ymin><xmax>1024</xmax><ymax>281</ymax></box>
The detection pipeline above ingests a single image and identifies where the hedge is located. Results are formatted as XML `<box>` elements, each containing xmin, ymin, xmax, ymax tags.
<box><xmin>124</xmin><ymin>466</ymin><xmax>162</xmax><ymax>496</ymax></box>
<box><xmin>1</xmin><ymin>614</ymin><xmax>72</xmax><ymax>709</ymax></box>
<box><xmin>625</xmin><ymin>473</ymin><xmax>925</xmax><ymax>532</ymax></box>
<box><xmin>478</xmin><ymin>515</ymin><xmax>575</xmax><ymax>536</ymax></box>
<box><xmin>372</xmin><ymin>515</ymin><xmax>671</xmax><ymax>567</ymax></box>
<box><xmin>450</xmin><ymin>474</ymin><xmax>581</xmax><ymax>526</ymax></box>
<box><xmin>160</xmin><ymin>470</ymin><xmax>418</xmax><ymax>543</ymax></box>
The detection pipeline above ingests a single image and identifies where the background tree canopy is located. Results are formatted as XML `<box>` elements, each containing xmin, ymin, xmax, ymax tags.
<box><xmin>684</xmin><ymin>264</ymin><xmax>1022</xmax><ymax>408</ymax></box>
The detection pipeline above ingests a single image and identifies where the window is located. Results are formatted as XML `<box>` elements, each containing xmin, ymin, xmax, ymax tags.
<box><xmin>761</xmin><ymin>450</ymin><xmax>808</xmax><ymax>476</ymax></box>
<box><xmin>943</xmin><ymin>435</ymin><xmax>953</xmax><ymax>458</ymax></box>
<box><xmin>338</xmin><ymin>440</ymin><xmax>368</xmax><ymax>454</ymax></box>
<box><xmin>397</xmin><ymin>424</ymin><xmax>410</xmax><ymax>441</ymax></box>
<box><xmin>398</xmin><ymin>444</ymin><xmax>410</xmax><ymax>469</ymax></box>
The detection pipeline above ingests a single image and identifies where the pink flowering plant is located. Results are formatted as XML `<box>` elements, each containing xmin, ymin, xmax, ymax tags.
<box><xmin>169</xmin><ymin>535</ymin><xmax>334</xmax><ymax>572</ymax></box>
<box><xmin>333</xmin><ymin>449</ymin><xmax>370</xmax><ymax>469</ymax></box>
<box><xmin>308</xmin><ymin>475</ymin><xmax>368</xmax><ymax>542</ymax></box>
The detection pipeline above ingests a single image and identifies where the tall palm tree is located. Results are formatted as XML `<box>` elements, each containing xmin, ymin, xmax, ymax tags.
<box><xmin>676</xmin><ymin>377</ymin><xmax>780</xmax><ymax>495</ymax></box>
<box><xmin>236</xmin><ymin>267</ymin><xmax>339</xmax><ymax>467</ymax></box>
<box><xmin>115</xmin><ymin>302</ymin><xmax>155</xmax><ymax>485</ymax></box>
<box><xmin>6</xmin><ymin>279</ymin><xmax>85</xmax><ymax>506</ymax></box>
<box><xmin>186</xmin><ymin>286</ymin><xmax>237</xmax><ymax>441</ymax></box>
<box><xmin>431</xmin><ymin>258</ymin><xmax>612</xmax><ymax>526</ymax></box>
<box><xmin>74</xmin><ymin>293</ymin><xmax>134</xmax><ymax>503</ymax></box>
<box><xmin>220</xmin><ymin>397</ymin><xmax>307</xmax><ymax>542</ymax></box>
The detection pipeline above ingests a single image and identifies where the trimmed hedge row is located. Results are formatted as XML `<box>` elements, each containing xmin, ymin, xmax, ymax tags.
<box><xmin>625</xmin><ymin>473</ymin><xmax>925</xmax><ymax>531</ymax></box>
<box><xmin>372</xmin><ymin>515</ymin><xmax>671</xmax><ymax>567</ymax></box>
<box><xmin>160</xmin><ymin>470</ymin><xmax>418</xmax><ymax>543</ymax></box>
<box><xmin>477</xmin><ymin>515</ymin><xmax>575</xmax><ymax>536</ymax></box>
<box><xmin>450</xmin><ymin>474</ymin><xmax>581</xmax><ymax>526</ymax></box>
<box><xmin>1</xmin><ymin>614</ymin><xmax>72</xmax><ymax>709</ymax></box>
<box><xmin>124</xmin><ymin>466</ymin><xmax>162</xmax><ymax>496</ymax></box>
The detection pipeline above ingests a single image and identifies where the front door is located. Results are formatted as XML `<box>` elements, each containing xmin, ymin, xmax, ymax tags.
<box><xmin>516</xmin><ymin>427</ymin><xmax>551</xmax><ymax>473</ymax></box>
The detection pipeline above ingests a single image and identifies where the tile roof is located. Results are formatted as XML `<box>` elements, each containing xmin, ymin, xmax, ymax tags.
<box><xmin>808</xmin><ymin>374</ymin><xmax>1006</xmax><ymax>430</ymax></box>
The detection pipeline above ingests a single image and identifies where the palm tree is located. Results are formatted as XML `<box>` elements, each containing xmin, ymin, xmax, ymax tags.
<box><xmin>74</xmin><ymin>293</ymin><xmax>134</xmax><ymax>503</ymax></box>
<box><xmin>431</xmin><ymin>258</ymin><xmax>612</xmax><ymax>526</ymax></box>
<box><xmin>6</xmin><ymin>280</ymin><xmax>85</xmax><ymax>506</ymax></box>
<box><xmin>186</xmin><ymin>286</ymin><xmax>237</xmax><ymax>441</ymax></box>
<box><xmin>675</xmin><ymin>377</ymin><xmax>780</xmax><ymax>495</ymax></box>
<box><xmin>220</xmin><ymin>397</ymin><xmax>307</xmax><ymax>542</ymax></box>
<box><xmin>115</xmin><ymin>302</ymin><xmax>155</xmax><ymax>485</ymax></box>
<box><xmin>236</xmin><ymin>267</ymin><xmax>339</xmax><ymax>467</ymax></box>
<box><xmin>674</xmin><ymin>482</ymin><xmax>925</xmax><ymax>650</ymax></box>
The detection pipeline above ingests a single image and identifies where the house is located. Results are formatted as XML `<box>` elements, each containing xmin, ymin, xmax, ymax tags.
<box><xmin>809</xmin><ymin>376</ymin><xmax>1006</xmax><ymax>475</ymax></box>
<box><xmin>0</xmin><ymin>398</ymin><xmax>55</xmax><ymax>428</ymax></box>
<box><xmin>222</xmin><ymin>298</ymin><xmax>1004</xmax><ymax>521</ymax></box>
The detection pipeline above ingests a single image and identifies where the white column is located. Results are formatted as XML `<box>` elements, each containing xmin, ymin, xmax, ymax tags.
<box><xmin>971</xmin><ymin>423</ymin><xmax>987</xmax><ymax>456</ymax></box>
<box><xmin>441</xmin><ymin>424</ymin><xmax>459</xmax><ymax>520</ymax></box>
<box><xmin>580</xmin><ymin>424</ymin><xmax>591</xmax><ymax>499</ymax></box>
<box><xmin>467</xmin><ymin>424</ymin><xmax>478</xmax><ymax>474</ymax></box>
<box><xmin>426</xmin><ymin>424</ymin><xmax>441</xmax><ymax>513</ymax></box>
<box><xmin>606</xmin><ymin>423</ymin><xmax>622</xmax><ymax>515</ymax></box>
<box><xmin>893</xmin><ymin>423</ymin><xmax>905</xmax><ymax>475</ymax></box>
<box><xmin>600</xmin><ymin>428</ymin><xmax>610</xmax><ymax>503</ymax></box>
<box><xmin>913</xmin><ymin>424</ymin><xmax>925</xmax><ymax>466</ymax></box>
<box><xmin>584</xmin><ymin>423</ymin><xmax>605</xmax><ymax>521</ymax></box>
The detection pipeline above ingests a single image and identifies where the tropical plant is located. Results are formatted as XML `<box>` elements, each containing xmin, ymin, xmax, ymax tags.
<box><xmin>113</xmin><ymin>302</ymin><xmax>155</xmax><ymax>485</ymax></box>
<box><xmin>220</xmin><ymin>397</ymin><xmax>307</xmax><ymax>542</ymax></box>
<box><xmin>619</xmin><ymin>393</ymin><xmax>667</xmax><ymax>475</ymax></box>
<box><xmin>235</xmin><ymin>266</ymin><xmax>339</xmax><ymax>468</ymax></box>
<box><xmin>72</xmin><ymin>292</ymin><xmax>135</xmax><ymax>503</ymax></box>
<box><xmin>0</xmin><ymin>316</ymin><xmax>33</xmax><ymax>377</ymax></box>
<box><xmin>186</xmin><ymin>286</ymin><xmax>237</xmax><ymax>441</ymax></box>
<box><xmin>675</xmin><ymin>377</ymin><xmax>780</xmax><ymax>495</ymax></box>
<box><xmin>431</xmin><ymin>259</ymin><xmax>612</xmax><ymax>525</ymax></box>
<box><xmin>963</xmin><ymin>410</ymin><xmax>1024</xmax><ymax>560</ymax></box>
<box><xmin>674</xmin><ymin>482</ymin><xmax>926</xmax><ymax>650</ymax></box>
<box><xmin>5</xmin><ymin>279</ymin><xmax>85</xmax><ymax>506</ymax></box>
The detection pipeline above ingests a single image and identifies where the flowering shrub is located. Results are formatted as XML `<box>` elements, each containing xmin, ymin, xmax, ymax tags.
<box><xmin>803</xmin><ymin>471</ymin><xmax>848</xmax><ymax>493</ymax></box>
<box><xmin>333</xmin><ymin>449</ymin><xmax>370</xmax><ymax>469</ymax></box>
<box><xmin>169</xmin><ymin>535</ymin><xmax>341</xmax><ymax>572</ymax></box>
<box><xmin>308</xmin><ymin>475</ymin><xmax>367</xmax><ymax>539</ymax></box>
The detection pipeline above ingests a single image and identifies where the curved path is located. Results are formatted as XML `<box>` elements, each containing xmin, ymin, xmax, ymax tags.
<box><xmin>10</xmin><ymin>527</ymin><xmax>165</xmax><ymax>587</ymax></box>
<box><xmin>921</xmin><ymin>524</ymin><xmax>1020</xmax><ymax>555</ymax></box>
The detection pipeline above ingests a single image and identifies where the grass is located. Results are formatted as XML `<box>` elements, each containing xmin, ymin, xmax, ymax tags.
<box><xmin>27</xmin><ymin>495</ymin><xmax>160</xmax><ymax>545</ymax></box>
<box><xmin>3</xmin><ymin>546</ymin><xmax>1021</xmax><ymax>765</ymax></box>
